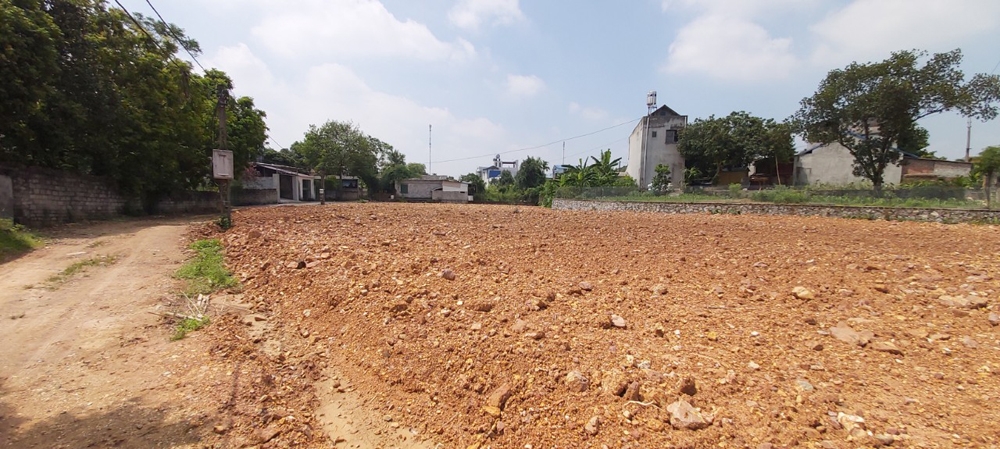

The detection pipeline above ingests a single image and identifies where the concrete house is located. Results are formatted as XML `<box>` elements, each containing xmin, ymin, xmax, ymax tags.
<box><xmin>248</xmin><ymin>162</ymin><xmax>320</xmax><ymax>202</ymax></box>
<box><xmin>396</xmin><ymin>175</ymin><xmax>471</xmax><ymax>203</ymax></box>
<box><xmin>793</xmin><ymin>142</ymin><xmax>972</xmax><ymax>186</ymax></box>
<box><xmin>627</xmin><ymin>105</ymin><xmax>687</xmax><ymax>190</ymax></box>
<box><xmin>476</xmin><ymin>154</ymin><xmax>519</xmax><ymax>185</ymax></box>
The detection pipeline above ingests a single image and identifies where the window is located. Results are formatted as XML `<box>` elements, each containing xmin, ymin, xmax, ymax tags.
<box><xmin>665</xmin><ymin>130</ymin><xmax>678</xmax><ymax>143</ymax></box>
<box><xmin>400</xmin><ymin>184</ymin><xmax>408</xmax><ymax>194</ymax></box>
<box><xmin>651</xmin><ymin>131</ymin><xmax>657</xmax><ymax>138</ymax></box>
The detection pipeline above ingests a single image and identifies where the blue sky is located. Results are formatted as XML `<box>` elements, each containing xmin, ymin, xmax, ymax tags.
<box><xmin>119</xmin><ymin>0</ymin><xmax>1000</xmax><ymax>176</ymax></box>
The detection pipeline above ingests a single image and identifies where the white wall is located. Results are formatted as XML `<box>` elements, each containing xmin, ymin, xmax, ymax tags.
<box><xmin>795</xmin><ymin>143</ymin><xmax>903</xmax><ymax>186</ymax></box>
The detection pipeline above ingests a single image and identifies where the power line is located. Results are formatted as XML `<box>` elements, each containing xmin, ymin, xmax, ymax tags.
<box><xmin>268</xmin><ymin>136</ymin><xmax>287</xmax><ymax>150</ymax></box>
<box><xmin>143</xmin><ymin>0</ymin><xmax>207</xmax><ymax>72</ymax></box>
<box><xmin>431</xmin><ymin>116</ymin><xmax>641</xmax><ymax>164</ymax></box>
<box><xmin>111</xmin><ymin>0</ymin><xmax>161</xmax><ymax>50</ymax></box>
<box><xmin>564</xmin><ymin>137</ymin><xmax>629</xmax><ymax>161</ymax></box>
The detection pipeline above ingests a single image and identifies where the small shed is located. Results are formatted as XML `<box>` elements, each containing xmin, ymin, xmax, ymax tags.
<box><xmin>397</xmin><ymin>175</ymin><xmax>471</xmax><ymax>203</ymax></box>
<box><xmin>250</xmin><ymin>162</ymin><xmax>320</xmax><ymax>202</ymax></box>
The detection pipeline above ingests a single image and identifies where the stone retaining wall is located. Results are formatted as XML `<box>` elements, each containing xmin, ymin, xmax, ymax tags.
<box><xmin>551</xmin><ymin>198</ymin><xmax>1000</xmax><ymax>224</ymax></box>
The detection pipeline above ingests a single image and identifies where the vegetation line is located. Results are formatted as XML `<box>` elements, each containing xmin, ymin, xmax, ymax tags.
<box><xmin>0</xmin><ymin>219</ymin><xmax>43</xmax><ymax>262</ymax></box>
<box><xmin>46</xmin><ymin>255</ymin><xmax>119</xmax><ymax>287</ymax></box>
<box><xmin>170</xmin><ymin>238</ymin><xmax>236</xmax><ymax>340</ymax></box>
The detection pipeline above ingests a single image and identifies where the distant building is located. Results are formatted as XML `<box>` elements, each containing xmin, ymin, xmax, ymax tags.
<box><xmin>396</xmin><ymin>175</ymin><xmax>471</xmax><ymax>203</ymax></box>
<box><xmin>476</xmin><ymin>154</ymin><xmax>519</xmax><ymax>184</ymax></box>
<box><xmin>793</xmin><ymin>142</ymin><xmax>972</xmax><ymax>186</ymax></box>
<box><xmin>627</xmin><ymin>104</ymin><xmax>686</xmax><ymax>190</ymax></box>
<box><xmin>551</xmin><ymin>164</ymin><xmax>572</xmax><ymax>178</ymax></box>
<box><xmin>249</xmin><ymin>162</ymin><xmax>319</xmax><ymax>202</ymax></box>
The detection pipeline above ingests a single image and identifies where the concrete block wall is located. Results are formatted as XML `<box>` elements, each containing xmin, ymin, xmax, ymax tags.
<box><xmin>0</xmin><ymin>174</ymin><xmax>12</xmax><ymax>220</ymax></box>
<box><xmin>0</xmin><ymin>165</ymin><xmax>129</xmax><ymax>226</ymax></box>
<box><xmin>0</xmin><ymin>165</ymin><xmax>280</xmax><ymax>227</ymax></box>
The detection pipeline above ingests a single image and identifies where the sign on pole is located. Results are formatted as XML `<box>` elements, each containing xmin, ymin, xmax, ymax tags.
<box><xmin>212</xmin><ymin>149</ymin><xmax>234</xmax><ymax>180</ymax></box>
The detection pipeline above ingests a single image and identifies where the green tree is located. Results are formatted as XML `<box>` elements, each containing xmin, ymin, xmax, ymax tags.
<box><xmin>679</xmin><ymin>111</ymin><xmax>794</xmax><ymax>184</ymax></box>
<box><xmin>260</xmin><ymin>148</ymin><xmax>303</xmax><ymax>168</ymax></box>
<box><xmin>588</xmin><ymin>149</ymin><xmax>623</xmax><ymax>185</ymax></box>
<box><xmin>516</xmin><ymin>156</ymin><xmax>549</xmax><ymax>189</ymax></box>
<box><xmin>294</xmin><ymin>120</ymin><xmax>376</xmax><ymax>203</ymax></box>
<box><xmin>558</xmin><ymin>158</ymin><xmax>596</xmax><ymax>187</ymax></box>
<box><xmin>794</xmin><ymin>49</ymin><xmax>1000</xmax><ymax>195</ymax></box>
<box><xmin>651</xmin><ymin>164</ymin><xmax>672</xmax><ymax>192</ymax></box>
<box><xmin>0</xmin><ymin>0</ymin><xmax>272</xmax><ymax>210</ymax></box>
<box><xmin>0</xmin><ymin>0</ymin><xmax>60</xmax><ymax>156</ymax></box>
<box><xmin>976</xmin><ymin>146</ymin><xmax>1000</xmax><ymax>209</ymax></box>
<box><xmin>494</xmin><ymin>170</ymin><xmax>515</xmax><ymax>190</ymax></box>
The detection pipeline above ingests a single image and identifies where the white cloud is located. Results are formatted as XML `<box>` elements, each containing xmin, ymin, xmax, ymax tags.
<box><xmin>505</xmin><ymin>74</ymin><xmax>545</xmax><ymax>97</ymax></box>
<box><xmin>251</xmin><ymin>0</ymin><xmax>475</xmax><ymax>61</ymax></box>
<box><xmin>202</xmin><ymin>44</ymin><xmax>508</xmax><ymax>174</ymax></box>
<box><xmin>662</xmin><ymin>0</ymin><xmax>815</xmax><ymax>17</ymax></box>
<box><xmin>663</xmin><ymin>15</ymin><xmax>798</xmax><ymax>82</ymax></box>
<box><xmin>568</xmin><ymin>102</ymin><xmax>609</xmax><ymax>121</ymax></box>
<box><xmin>449</xmin><ymin>0</ymin><xmax>524</xmax><ymax>31</ymax></box>
<box><xmin>810</xmin><ymin>0</ymin><xmax>1000</xmax><ymax>65</ymax></box>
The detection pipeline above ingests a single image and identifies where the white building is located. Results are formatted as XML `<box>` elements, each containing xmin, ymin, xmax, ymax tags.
<box><xmin>627</xmin><ymin>104</ymin><xmax>687</xmax><ymax>190</ymax></box>
<box><xmin>396</xmin><ymin>175</ymin><xmax>471</xmax><ymax>203</ymax></box>
<box><xmin>476</xmin><ymin>154</ymin><xmax>519</xmax><ymax>184</ymax></box>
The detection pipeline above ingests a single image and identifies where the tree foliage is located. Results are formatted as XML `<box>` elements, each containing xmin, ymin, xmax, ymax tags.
<box><xmin>516</xmin><ymin>156</ymin><xmax>549</xmax><ymax>190</ymax></box>
<box><xmin>794</xmin><ymin>49</ymin><xmax>1000</xmax><ymax>193</ymax></box>
<box><xmin>0</xmin><ymin>0</ymin><xmax>268</xmax><ymax>207</ymax></box>
<box><xmin>556</xmin><ymin>150</ymin><xmax>632</xmax><ymax>188</ymax></box>
<box><xmin>975</xmin><ymin>146</ymin><xmax>1000</xmax><ymax>208</ymax></box>
<box><xmin>651</xmin><ymin>164</ymin><xmax>672</xmax><ymax>192</ymax></box>
<box><xmin>293</xmin><ymin>120</ymin><xmax>379</xmax><ymax>201</ymax></box>
<box><xmin>679</xmin><ymin>111</ymin><xmax>794</xmax><ymax>184</ymax></box>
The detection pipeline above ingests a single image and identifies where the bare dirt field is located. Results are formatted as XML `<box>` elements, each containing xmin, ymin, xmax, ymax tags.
<box><xmin>215</xmin><ymin>203</ymin><xmax>1000</xmax><ymax>449</ymax></box>
<box><xmin>3</xmin><ymin>204</ymin><xmax>999</xmax><ymax>449</ymax></box>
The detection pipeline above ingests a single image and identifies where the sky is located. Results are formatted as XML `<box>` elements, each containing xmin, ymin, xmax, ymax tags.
<box><xmin>118</xmin><ymin>0</ymin><xmax>1000</xmax><ymax>177</ymax></box>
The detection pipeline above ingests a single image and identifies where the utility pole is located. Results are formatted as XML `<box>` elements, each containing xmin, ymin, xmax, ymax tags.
<box><xmin>428</xmin><ymin>124</ymin><xmax>432</xmax><ymax>174</ymax></box>
<box><xmin>562</xmin><ymin>142</ymin><xmax>565</xmax><ymax>166</ymax></box>
<box><xmin>216</xmin><ymin>84</ymin><xmax>231</xmax><ymax>224</ymax></box>
<box><xmin>966</xmin><ymin>118</ymin><xmax>972</xmax><ymax>162</ymax></box>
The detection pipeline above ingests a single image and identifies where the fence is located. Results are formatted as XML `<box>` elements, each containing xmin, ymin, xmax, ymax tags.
<box><xmin>552</xmin><ymin>184</ymin><xmax>996</xmax><ymax>210</ymax></box>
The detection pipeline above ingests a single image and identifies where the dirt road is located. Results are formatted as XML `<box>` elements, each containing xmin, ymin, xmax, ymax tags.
<box><xmin>0</xmin><ymin>218</ymin><xmax>226</xmax><ymax>448</ymax></box>
<box><xmin>0</xmin><ymin>215</ymin><xmax>430</xmax><ymax>449</ymax></box>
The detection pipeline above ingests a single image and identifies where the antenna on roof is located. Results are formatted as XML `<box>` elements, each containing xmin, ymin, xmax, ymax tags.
<box><xmin>647</xmin><ymin>91</ymin><xmax>657</xmax><ymax>115</ymax></box>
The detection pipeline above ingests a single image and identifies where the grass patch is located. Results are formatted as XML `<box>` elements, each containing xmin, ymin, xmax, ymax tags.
<box><xmin>175</xmin><ymin>239</ymin><xmax>237</xmax><ymax>295</ymax></box>
<box><xmin>47</xmin><ymin>254</ymin><xmax>118</xmax><ymax>286</ymax></box>
<box><xmin>0</xmin><ymin>219</ymin><xmax>43</xmax><ymax>261</ymax></box>
<box><xmin>171</xmin><ymin>316</ymin><xmax>210</xmax><ymax>341</ymax></box>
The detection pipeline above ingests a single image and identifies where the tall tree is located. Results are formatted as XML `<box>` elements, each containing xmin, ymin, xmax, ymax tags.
<box><xmin>679</xmin><ymin>111</ymin><xmax>794</xmax><ymax>184</ymax></box>
<box><xmin>516</xmin><ymin>156</ymin><xmax>549</xmax><ymax>189</ymax></box>
<box><xmin>794</xmin><ymin>49</ymin><xmax>1000</xmax><ymax>194</ymax></box>
<box><xmin>294</xmin><ymin>120</ymin><xmax>376</xmax><ymax>203</ymax></box>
